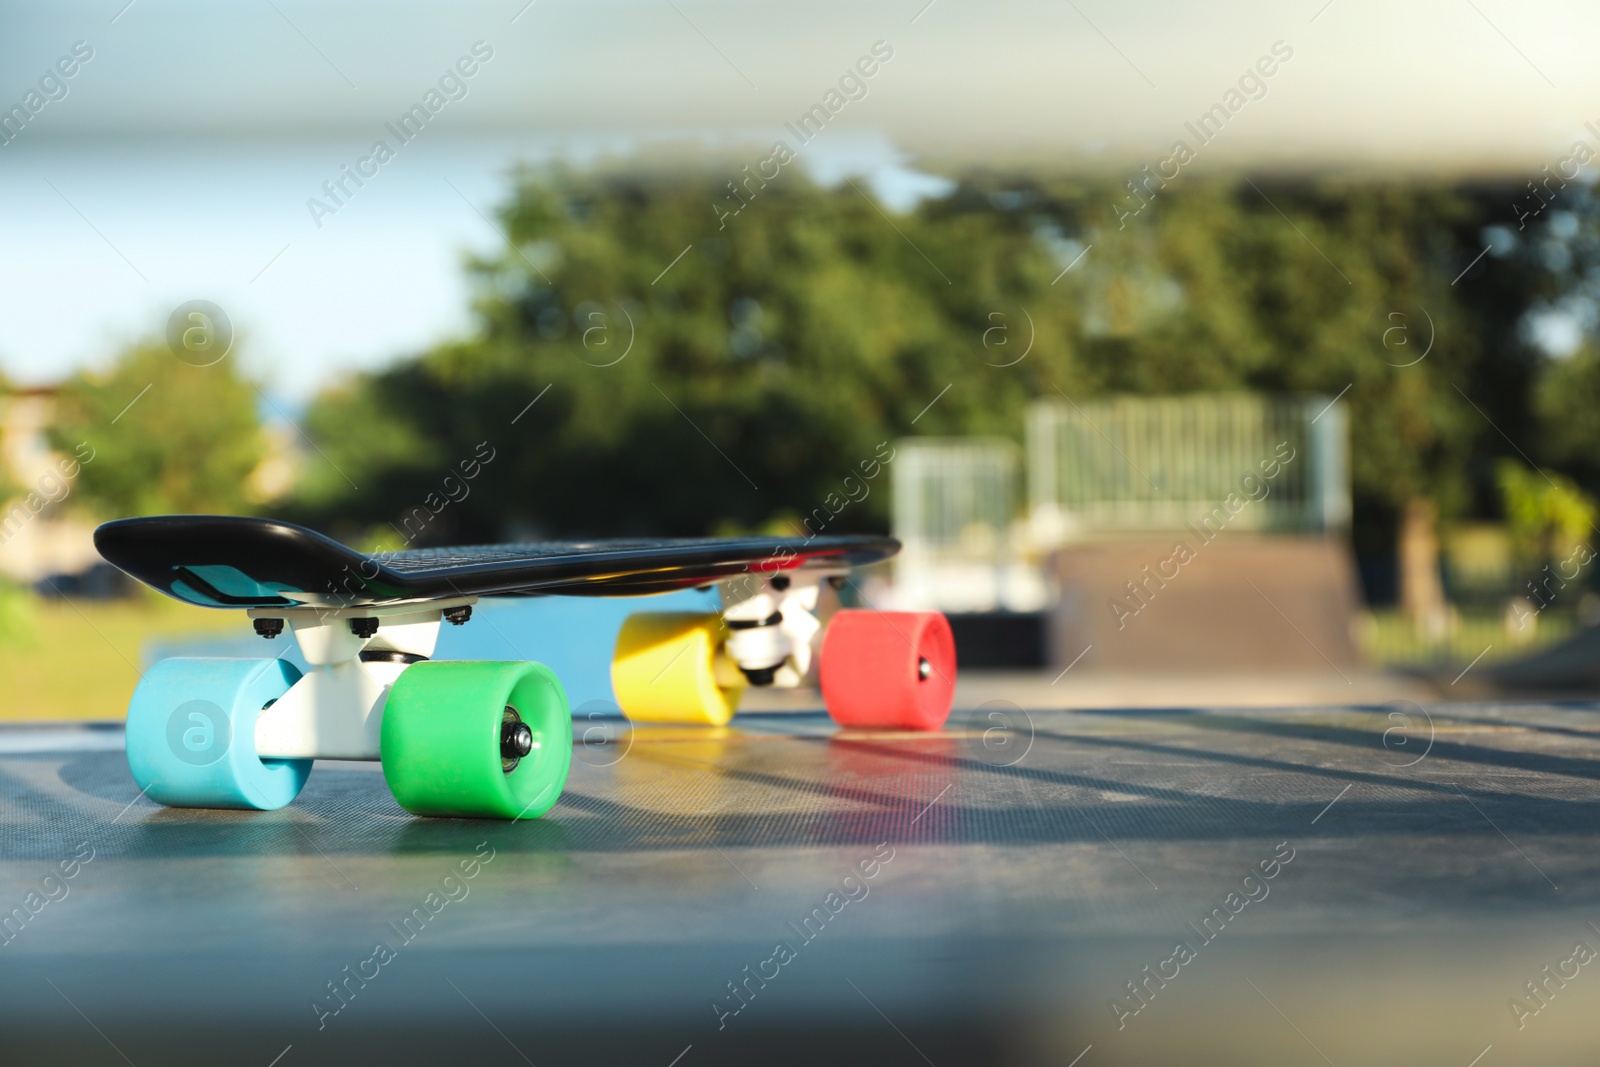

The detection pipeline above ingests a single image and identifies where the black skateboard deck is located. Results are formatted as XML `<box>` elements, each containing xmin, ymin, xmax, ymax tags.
<box><xmin>94</xmin><ymin>516</ymin><xmax>898</xmax><ymax>609</ymax></box>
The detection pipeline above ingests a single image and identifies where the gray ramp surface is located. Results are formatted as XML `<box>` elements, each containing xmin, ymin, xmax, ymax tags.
<box><xmin>3</xmin><ymin>702</ymin><xmax>1600</xmax><ymax>1066</ymax></box>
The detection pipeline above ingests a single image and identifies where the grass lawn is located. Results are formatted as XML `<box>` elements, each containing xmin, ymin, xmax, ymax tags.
<box><xmin>0</xmin><ymin>593</ymin><xmax>244</xmax><ymax>722</ymax></box>
<box><xmin>1360</xmin><ymin>608</ymin><xmax>1575</xmax><ymax>667</ymax></box>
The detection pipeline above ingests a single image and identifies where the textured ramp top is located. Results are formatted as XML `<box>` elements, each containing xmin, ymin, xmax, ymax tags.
<box><xmin>93</xmin><ymin>515</ymin><xmax>896</xmax><ymax>609</ymax></box>
<box><xmin>7</xmin><ymin>700</ymin><xmax>1600</xmax><ymax>1064</ymax></box>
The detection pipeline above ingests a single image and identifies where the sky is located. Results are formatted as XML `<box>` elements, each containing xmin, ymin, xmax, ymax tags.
<box><xmin>3</xmin><ymin>0</ymin><xmax>1599</xmax><ymax>399</ymax></box>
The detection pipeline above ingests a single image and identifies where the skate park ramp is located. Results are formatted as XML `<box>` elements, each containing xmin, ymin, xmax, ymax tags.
<box><xmin>1049</xmin><ymin>537</ymin><xmax>1365</xmax><ymax>672</ymax></box>
<box><xmin>5</xmin><ymin>693</ymin><xmax>1600</xmax><ymax>1066</ymax></box>
<box><xmin>1484</xmin><ymin>624</ymin><xmax>1600</xmax><ymax>691</ymax></box>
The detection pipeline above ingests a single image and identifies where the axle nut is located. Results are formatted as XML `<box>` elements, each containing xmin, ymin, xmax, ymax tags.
<box><xmin>501</xmin><ymin>720</ymin><xmax>534</xmax><ymax>760</ymax></box>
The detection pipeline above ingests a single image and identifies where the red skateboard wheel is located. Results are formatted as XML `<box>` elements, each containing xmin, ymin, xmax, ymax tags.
<box><xmin>820</xmin><ymin>610</ymin><xmax>956</xmax><ymax>730</ymax></box>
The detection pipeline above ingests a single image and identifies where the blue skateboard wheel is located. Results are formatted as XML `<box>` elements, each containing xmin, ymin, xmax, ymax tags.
<box><xmin>126</xmin><ymin>657</ymin><xmax>310</xmax><ymax>811</ymax></box>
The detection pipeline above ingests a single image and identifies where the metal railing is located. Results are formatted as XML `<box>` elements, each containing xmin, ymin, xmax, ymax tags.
<box><xmin>892</xmin><ymin>437</ymin><xmax>1019</xmax><ymax>557</ymax></box>
<box><xmin>1026</xmin><ymin>394</ymin><xmax>1348</xmax><ymax>542</ymax></box>
<box><xmin>889</xmin><ymin>438</ymin><xmax>1044</xmax><ymax>612</ymax></box>
<box><xmin>888</xmin><ymin>395</ymin><xmax>1350</xmax><ymax>612</ymax></box>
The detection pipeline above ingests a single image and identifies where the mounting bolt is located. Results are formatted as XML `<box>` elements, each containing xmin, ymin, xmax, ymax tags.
<box><xmin>253</xmin><ymin>618</ymin><xmax>285</xmax><ymax>639</ymax></box>
<box><xmin>770</xmin><ymin>575</ymin><xmax>791</xmax><ymax>591</ymax></box>
<box><xmin>827</xmin><ymin>575</ymin><xmax>847</xmax><ymax>590</ymax></box>
<box><xmin>349</xmin><ymin>617</ymin><xmax>379</xmax><ymax>639</ymax></box>
<box><xmin>443</xmin><ymin>605</ymin><xmax>473</xmax><ymax>626</ymax></box>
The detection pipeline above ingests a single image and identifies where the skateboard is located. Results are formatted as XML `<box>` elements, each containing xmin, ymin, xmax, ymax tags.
<box><xmin>94</xmin><ymin>516</ymin><xmax>958</xmax><ymax>820</ymax></box>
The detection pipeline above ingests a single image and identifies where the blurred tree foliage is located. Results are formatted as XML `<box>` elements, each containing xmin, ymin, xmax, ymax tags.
<box><xmin>1537</xmin><ymin>344</ymin><xmax>1600</xmax><ymax>488</ymax></box>
<box><xmin>1495</xmin><ymin>459</ymin><xmax>1596</xmax><ymax>570</ymax></box>
<box><xmin>0</xmin><ymin>375</ymin><xmax>21</xmax><ymax>506</ymax></box>
<box><xmin>0</xmin><ymin>378</ymin><xmax>30</xmax><ymax>647</ymax></box>
<box><xmin>48</xmin><ymin>341</ymin><xmax>265</xmax><ymax>516</ymax></box>
<box><xmin>293</xmin><ymin>167</ymin><xmax>1071</xmax><ymax>542</ymax></box>
<box><xmin>1527</xmin><ymin>181</ymin><xmax>1600</xmax><ymax>495</ymax></box>
<box><xmin>287</xmin><ymin>165</ymin><xmax>1577</xmax><ymax>562</ymax></box>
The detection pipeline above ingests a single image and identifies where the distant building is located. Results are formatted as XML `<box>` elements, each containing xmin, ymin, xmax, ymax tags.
<box><xmin>0</xmin><ymin>387</ymin><xmax>101</xmax><ymax>584</ymax></box>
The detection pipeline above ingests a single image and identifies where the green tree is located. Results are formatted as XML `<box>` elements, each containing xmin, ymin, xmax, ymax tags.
<box><xmin>0</xmin><ymin>378</ymin><xmax>35</xmax><ymax>644</ymax></box>
<box><xmin>1496</xmin><ymin>459</ymin><xmax>1596</xmax><ymax>570</ymax></box>
<box><xmin>0</xmin><ymin>377</ymin><xmax>22</xmax><ymax>506</ymax></box>
<box><xmin>292</xmin><ymin>166</ymin><xmax>1076</xmax><ymax>541</ymax></box>
<box><xmin>1536</xmin><ymin>344</ymin><xmax>1600</xmax><ymax>494</ymax></box>
<box><xmin>48</xmin><ymin>341</ymin><xmax>265</xmax><ymax>517</ymax></box>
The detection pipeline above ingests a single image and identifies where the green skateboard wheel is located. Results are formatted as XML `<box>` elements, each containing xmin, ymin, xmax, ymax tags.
<box><xmin>381</xmin><ymin>661</ymin><xmax>572</xmax><ymax>820</ymax></box>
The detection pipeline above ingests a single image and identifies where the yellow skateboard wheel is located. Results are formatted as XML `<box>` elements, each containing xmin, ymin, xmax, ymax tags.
<box><xmin>612</xmin><ymin>612</ymin><xmax>742</xmax><ymax>725</ymax></box>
